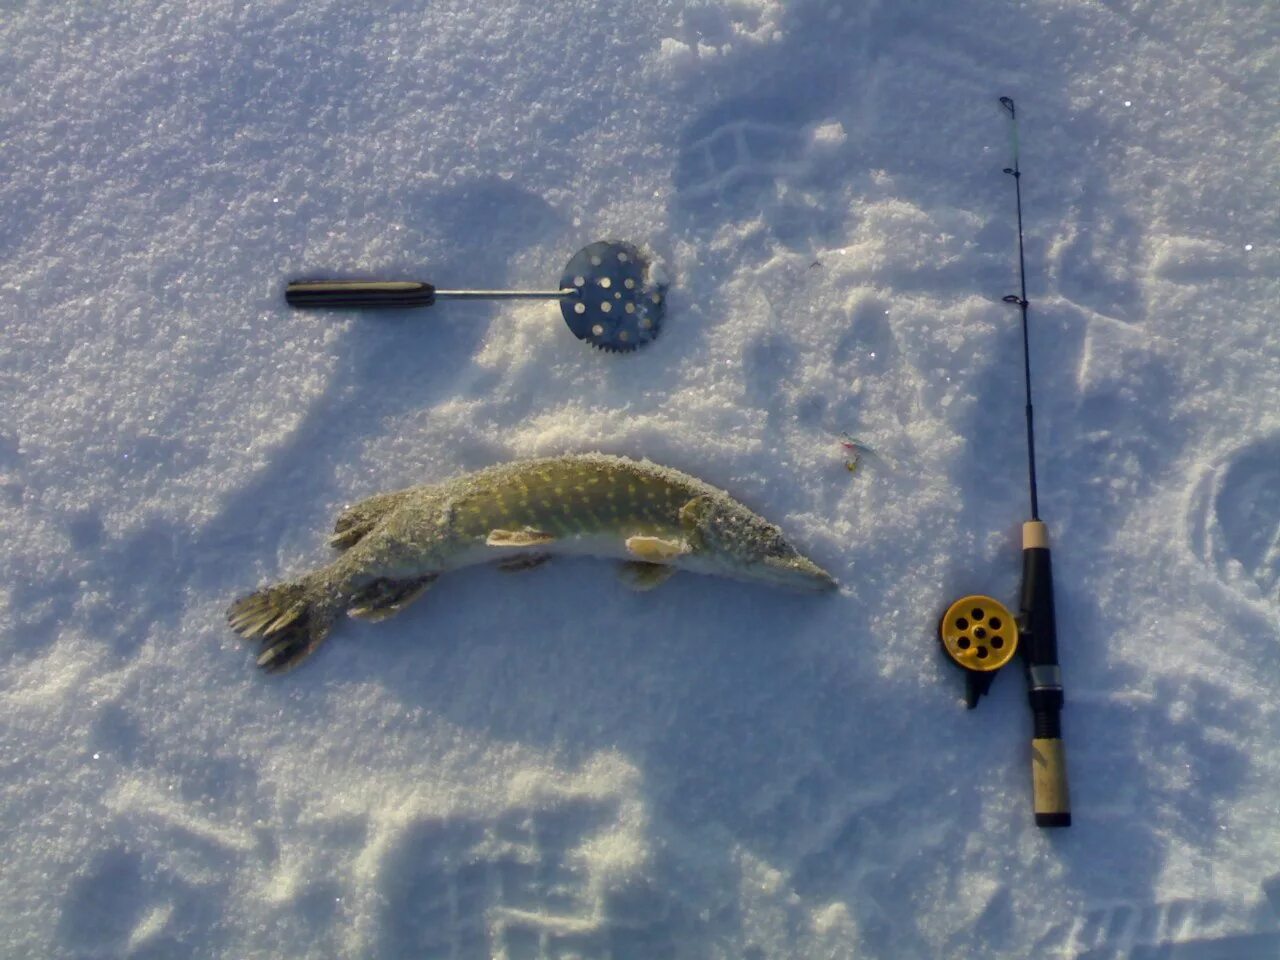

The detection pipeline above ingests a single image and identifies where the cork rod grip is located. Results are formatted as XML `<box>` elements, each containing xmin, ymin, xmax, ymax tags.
<box><xmin>1031</xmin><ymin>737</ymin><xmax>1071</xmax><ymax>827</ymax></box>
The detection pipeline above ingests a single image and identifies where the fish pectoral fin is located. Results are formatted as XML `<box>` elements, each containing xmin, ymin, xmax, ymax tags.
<box><xmin>677</xmin><ymin>496</ymin><xmax>713</xmax><ymax>550</ymax></box>
<box><xmin>347</xmin><ymin>574</ymin><xmax>438</xmax><ymax>622</ymax></box>
<box><xmin>618</xmin><ymin>561</ymin><xmax>677</xmax><ymax>591</ymax></box>
<box><xmin>497</xmin><ymin>552</ymin><xmax>552</xmax><ymax>572</ymax></box>
<box><xmin>678</xmin><ymin>495</ymin><xmax>714</xmax><ymax>527</ymax></box>
<box><xmin>486</xmin><ymin>528</ymin><xmax>557</xmax><ymax>547</ymax></box>
<box><xmin>625</xmin><ymin>535</ymin><xmax>689</xmax><ymax>561</ymax></box>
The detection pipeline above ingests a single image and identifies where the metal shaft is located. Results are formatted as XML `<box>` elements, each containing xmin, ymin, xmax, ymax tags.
<box><xmin>434</xmin><ymin>289</ymin><xmax>578</xmax><ymax>300</ymax></box>
<box><xmin>284</xmin><ymin>281</ymin><xmax>579</xmax><ymax>310</ymax></box>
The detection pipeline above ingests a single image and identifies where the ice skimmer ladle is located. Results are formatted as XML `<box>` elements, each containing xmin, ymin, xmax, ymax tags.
<box><xmin>285</xmin><ymin>239</ymin><xmax>666</xmax><ymax>353</ymax></box>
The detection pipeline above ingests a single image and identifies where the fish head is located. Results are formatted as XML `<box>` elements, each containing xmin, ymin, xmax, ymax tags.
<box><xmin>682</xmin><ymin>496</ymin><xmax>837</xmax><ymax>592</ymax></box>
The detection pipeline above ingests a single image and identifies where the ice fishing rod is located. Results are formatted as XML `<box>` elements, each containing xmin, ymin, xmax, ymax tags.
<box><xmin>938</xmin><ymin>97</ymin><xmax>1071</xmax><ymax>828</ymax></box>
<box><xmin>1000</xmin><ymin>96</ymin><xmax>1070</xmax><ymax>829</ymax></box>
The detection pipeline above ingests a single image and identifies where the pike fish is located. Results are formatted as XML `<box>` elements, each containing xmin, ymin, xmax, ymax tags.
<box><xmin>227</xmin><ymin>454</ymin><xmax>836</xmax><ymax>672</ymax></box>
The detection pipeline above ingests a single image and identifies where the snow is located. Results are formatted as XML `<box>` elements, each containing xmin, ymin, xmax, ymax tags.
<box><xmin>2</xmin><ymin>0</ymin><xmax>1279</xmax><ymax>957</ymax></box>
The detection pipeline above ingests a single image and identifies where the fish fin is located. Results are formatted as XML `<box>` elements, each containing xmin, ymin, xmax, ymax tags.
<box><xmin>677</xmin><ymin>496</ymin><xmax>713</xmax><ymax>550</ymax></box>
<box><xmin>618</xmin><ymin>561</ymin><xmax>677</xmax><ymax>591</ymax></box>
<box><xmin>625</xmin><ymin>535</ymin><xmax>689</xmax><ymax>561</ymax></box>
<box><xmin>227</xmin><ymin>579</ymin><xmax>334</xmax><ymax>674</ymax></box>
<box><xmin>330</xmin><ymin>490</ymin><xmax>411</xmax><ymax>549</ymax></box>
<box><xmin>347</xmin><ymin>574</ymin><xmax>438</xmax><ymax>621</ymax></box>
<box><xmin>487</xmin><ymin>528</ymin><xmax>557</xmax><ymax>547</ymax></box>
<box><xmin>497</xmin><ymin>552</ymin><xmax>552</xmax><ymax>572</ymax></box>
<box><xmin>678</xmin><ymin>495</ymin><xmax>714</xmax><ymax>526</ymax></box>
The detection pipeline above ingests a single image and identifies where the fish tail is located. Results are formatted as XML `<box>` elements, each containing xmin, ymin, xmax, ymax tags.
<box><xmin>226</xmin><ymin>576</ymin><xmax>336</xmax><ymax>674</ymax></box>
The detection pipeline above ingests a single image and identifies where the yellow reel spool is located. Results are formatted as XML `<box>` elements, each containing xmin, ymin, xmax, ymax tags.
<box><xmin>940</xmin><ymin>595</ymin><xmax>1018</xmax><ymax>672</ymax></box>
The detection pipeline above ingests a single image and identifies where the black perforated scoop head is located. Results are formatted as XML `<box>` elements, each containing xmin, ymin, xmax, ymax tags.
<box><xmin>559</xmin><ymin>240</ymin><xmax>666</xmax><ymax>353</ymax></box>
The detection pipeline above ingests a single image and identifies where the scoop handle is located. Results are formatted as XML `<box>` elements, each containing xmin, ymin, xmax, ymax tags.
<box><xmin>285</xmin><ymin>280</ymin><xmax>436</xmax><ymax>309</ymax></box>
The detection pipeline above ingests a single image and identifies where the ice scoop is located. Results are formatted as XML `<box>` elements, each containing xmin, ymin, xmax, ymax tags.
<box><xmin>284</xmin><ymin>240</ymin><xmax>666</xmax><ymax>354</ymax></box>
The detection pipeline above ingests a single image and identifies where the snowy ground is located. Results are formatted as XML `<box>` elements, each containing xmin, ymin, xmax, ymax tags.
<box><xmin>3</xmin><ymin>0</ymin><xmax>1279</xmax><ymax>957</ymax></box>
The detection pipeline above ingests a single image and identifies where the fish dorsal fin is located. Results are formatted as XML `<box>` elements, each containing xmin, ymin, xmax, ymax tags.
<box><xmin>487</xmin><ymin>528</ymin><xmax>557</xmax><ymax>547</ymax></box>
<box><xmin>625</xmin><ymin>535</ymin><xmax>689</xmax><ymax>561</ymax></box>
<box><xmin>619</xmin><ymin>562</ymin><xmax>677</xmax><ymax>591</ymax></box>
<box><xmin>330</xmin><ymin>490</ymin><xmax>412</xmax><ymax>549</ymax></box>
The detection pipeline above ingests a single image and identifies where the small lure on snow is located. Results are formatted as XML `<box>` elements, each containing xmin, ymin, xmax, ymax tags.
<box><xmin>227</xmin><ymin>454</ymin><xmax>836</xmax><ymax>673</ymax></box>
<box><xmin>837</xmin><ymin>434</ymin><xmax>888</xmax><ymax>474</ymax></box>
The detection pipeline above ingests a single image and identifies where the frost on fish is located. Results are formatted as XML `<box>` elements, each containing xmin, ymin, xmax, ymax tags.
<box><xmin>226</xmin><ymin>454</ymin><xmax>836</xmax><ymax>673</ymax></box>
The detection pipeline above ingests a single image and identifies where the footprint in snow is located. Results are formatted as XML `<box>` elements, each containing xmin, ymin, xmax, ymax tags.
<box><xmin>1032</xmin><ymin>893</ymin><xmax>1280</xmax><ymax>958</ymax></box>
<box><xmin>1187</xmin><ymin>434</ymin><xmax>1280</xmax><ymax>612</ymax></box>
<box><xmin>375</xmin><ymin>797</ymin><xmax>692</xmax><ymax>959</ymax></box>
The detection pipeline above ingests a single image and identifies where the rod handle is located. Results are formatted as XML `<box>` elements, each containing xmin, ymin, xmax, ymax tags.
<box><xmin>1020</xmin><ymin>522</ymin><xmax>1059</xmax><ymax>664</ymax></box>
<box><xmin>1031</xmin><ymin>737</ymin><xmax>1071</xmax><ymax>827</ymax></box>
<box><xmin>285</xmin><ymin>280</ymin><xmax>437</xmax><ymax>309</ymax></box>
<box><xmin>1021</xmin><ymin>521</ymin><xmax>1071</xmax><ymax>827</ymax></box>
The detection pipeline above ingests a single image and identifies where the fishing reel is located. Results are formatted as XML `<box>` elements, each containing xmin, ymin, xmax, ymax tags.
<box><xmin>939</xmin><ymin>594</ymin><xmax>1020</xmax><ymax>708</ymax></box>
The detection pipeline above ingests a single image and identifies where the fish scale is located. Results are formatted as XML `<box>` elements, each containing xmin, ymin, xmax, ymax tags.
<box><xmin>455</xmin><ymin>462</ymin><xmax>683</xmax><ymax>541</ymax></box>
